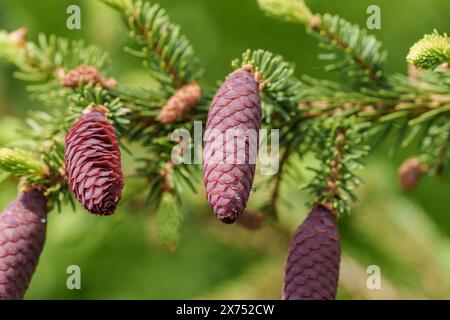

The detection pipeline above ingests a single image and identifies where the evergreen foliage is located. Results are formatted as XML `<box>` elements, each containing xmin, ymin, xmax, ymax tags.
<box><xmin>0</xmin><ymin>0</ymin><xmax>448</xmax><ymax>243</ymax></box>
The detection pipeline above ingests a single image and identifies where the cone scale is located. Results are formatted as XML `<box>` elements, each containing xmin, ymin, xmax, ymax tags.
<box><xmin>203</xmin><ymin>68</ymin><xmax>262</xmax><ymax>224</ymax></box>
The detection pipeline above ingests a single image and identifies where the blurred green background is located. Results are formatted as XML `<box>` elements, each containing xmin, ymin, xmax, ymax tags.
<box><xmin>0</xmin><ymin>0</ymin><xmax>450</xmax><ymax>299</ymax></box>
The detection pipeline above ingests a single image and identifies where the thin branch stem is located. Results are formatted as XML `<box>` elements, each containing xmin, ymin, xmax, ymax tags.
<box><xmin>269</xmin><ymin>139</ymin><xmax>294</xmax><ymax>216</ymax></box>
<box><xmin>320</xmin><ymin>129</ymin><xmax>346</xmax><ymax>217</ymax></box>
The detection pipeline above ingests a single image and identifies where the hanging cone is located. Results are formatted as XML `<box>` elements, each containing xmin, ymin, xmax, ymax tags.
<box><xmin>203</xmin><ymin>68</ymin><xmax>262</xmax><ymax>224</ymax></box>
<box><xmin>65</xmin><ymin>106</ymin><xmax>124</xmax><ymax>215</ymax></box>
<box><xmin>283</xmin><ymin>205</ymin><xmax>340</xmax><ymax>300</ymax></box>
<box><xmin>0</xmin><ymin>189</ymin><xmax>48</xmax><ymax>300</ymax></box>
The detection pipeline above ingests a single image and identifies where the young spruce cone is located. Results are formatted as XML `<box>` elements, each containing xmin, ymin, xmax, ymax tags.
<box><xmin>158</xmin><ymin>82</ymin><xmax>202</xmax><ymax>124</ymax></box>
<box><xmin>283</xmin><ymin>206</ymin><xmax>340</xmax><ymax>300</ymax></box>
<box><xmin>59</xmin><ymin>65</ymin><xmax>117</xmax><ymax>89</ymax></box>
<box><xmin>203</xmin><ymin>68</ymin><xmax>261</xmax><ymax>224</ymax></box>
<box><xmin>65</xmin><ymin>107</ymin><xmax>123</xmax><ymax>215</ymax></box>
<box><xmin>0</xmin><ymin>189</ymin><xmax>48</xmax><ymax>300</ymax></box>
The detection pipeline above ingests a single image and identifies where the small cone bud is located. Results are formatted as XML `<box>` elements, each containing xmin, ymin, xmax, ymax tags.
<box><xmin>60</xmin><ymin>65</ymin><xmax>117</xmax><ymax>89</ymax></box>
<box><xmin>399</xmin><ymin>157</ymin><xmax>427</xmax><ymax>191</ymax></box>
<box><xmin>158</xmin><ymin>82</ymin><xmax>202</xmax><ymax>123</ymax></box>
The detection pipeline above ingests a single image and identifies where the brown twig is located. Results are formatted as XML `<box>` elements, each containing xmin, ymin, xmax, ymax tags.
<box><xmin>298</xmin><ymin>94</ymin><xmax>450</xmax><ymax>122</ymax></box>
<box><xmin>268</xmin><ymin>140</ymin><xmax>294</xmax><ymax>216</ymax></box>
<box><xmin>320</xmin><ymin>129</ymin><xmax>346</xmax><ymax>217</ymax></box>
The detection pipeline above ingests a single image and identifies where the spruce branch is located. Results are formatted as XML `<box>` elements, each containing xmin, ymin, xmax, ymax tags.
<box><xmin>297</xmin><ymin>71</ymin><xmax>450</xmax><ymax>125</ymax></box>
<box><xmin>101</xmin><ymin>0</ymin><xmax>204</xmax><ymax>89</ymax></box>
<box><xmin>0</xmin><ymin>28</ymin><xmax>165</xmax><ymax>210</ymax></box>
<box><xmin>303</xmin><ymin>119</ymin><xmax>370</xmax><ymax>216</ymax></box>
<box><xmin>0</xmin><ymin>0</ymin><xmax>449</xmax><ymax>300</ymax></box>
<box><xmin>230</xmin><ymin>45</ymin><xmax>448</xmax><ymax>217</ymax></box>
<box><xmin>98</xmin><ymin>0</ymin><xmax>209</xmax><ymax>197</ymax></box>
<box><xmin>308</xmin><ymin>14</ymin><xmax>387</xmax><ymax>87</ymax></box>
<box><xmin>295</xmin><ymin>70</ymin><xmax>449</xmax><ymax>212</ymax></box>
<box><xmin>256</xmin><ymin>1</ymin><xmax>388</xmax><ymax>87</ymax></box>
<box><xmin>0</xmin><ymin>29</ymin><xmax>114</xmax><ymax>107</ymax></box>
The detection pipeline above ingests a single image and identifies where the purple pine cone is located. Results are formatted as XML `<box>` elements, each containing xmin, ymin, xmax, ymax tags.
<box><xmin>203</xmin><ymin>68</ymin><xmax>262</xmax><ymax>224</ymax></box>
<box><xmin>0</xmin><ymin>189</ymin><xmax>48</xmax><ymax>300</ymax></box>
<box><xmin>283</xmin><ymin>206</ymin><xmax>341</xmax><ymax>300</ymax></box>
<box><xmin>65</xmin><ymin>107</ymin><xmax>123</xmax><ymax>215</ymax></box>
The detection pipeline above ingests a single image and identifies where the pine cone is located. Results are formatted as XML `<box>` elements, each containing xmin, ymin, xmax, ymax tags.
<box><xmin>158</xmin><ymin>82</ymin><xmax>202</xmax><ymax>124</ymax></box>
<box><xmin>203</xmin><ymin>68</ymin><xmax>261</xmax><ymax>224</ymax></box>
<box><xmin>283</xmin><ymin>206</ymin><xmax>340</xmax><ymax>300</ymax></box>
<box><xmin>0</xmin><ymin>189</ymin><xmax>48</xmax><ymax>300</ymax></box>
<box><xmin>398</xmin><ymin>157</ymin><xmax>427</xmax><ymax>191</ymax></box>
<box><xmin>65</xmin><ymin>107</ymin><xmax>123</xmax><ymax>215</ymax></box>
<box><xmin>60</xmin><ymin>65</ymin><xmax>117</xmax><ymax>89</ymax></box>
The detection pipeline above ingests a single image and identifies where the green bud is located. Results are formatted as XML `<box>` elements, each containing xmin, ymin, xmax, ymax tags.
<box><xmin>0</xmin><ymin>148</ymin><xmax>46</xmax><ymax>177</ymax></box>
<box><xmin>99</xmin><ymin>0</ymin><xmax>133</xmax><ymax>12</ymax></box>
<box><xmin>0</xmin><ymin>29</ymin><xmax>27</xmax><ymax>67</ymax></box>
<box><xmin>257</xmin><ymin>0</ymin><xmax>313</xmax><ymax>24</ymax></box>
<box><xmin>407</xmin><ymin>30</ymin><xmax>450</xmax><ymax>69</ymax></box>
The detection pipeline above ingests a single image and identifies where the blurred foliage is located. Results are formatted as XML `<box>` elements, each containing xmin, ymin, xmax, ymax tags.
<box><xmin>0</xmin><ymin>0</ymin><xmax>449</xmax><ymax>299</ymax></box>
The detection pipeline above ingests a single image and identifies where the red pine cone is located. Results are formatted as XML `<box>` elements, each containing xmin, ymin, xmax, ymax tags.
<box><xmin>65</xmin><ymin>108</ymin><xmax>123</xmax><ymax>215</ymax></box>
<box><xmin>283</xmin><ymin>206</ymin><xmax>340</xmax><ymax>300</ymax></box>
<box><xmin>0</xmin><ymin>189</ymin><xmax>48</xmax><ymax>300</ymax></box>
<box><xmin>203</xmin><ymin>68</ymin><xmax>261</xmax><ymax>224</ymax></box>
<box><xmin>158</xmin><ymin>82</ymin><xmax>202</xmax><ymax>124</ymax></box>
